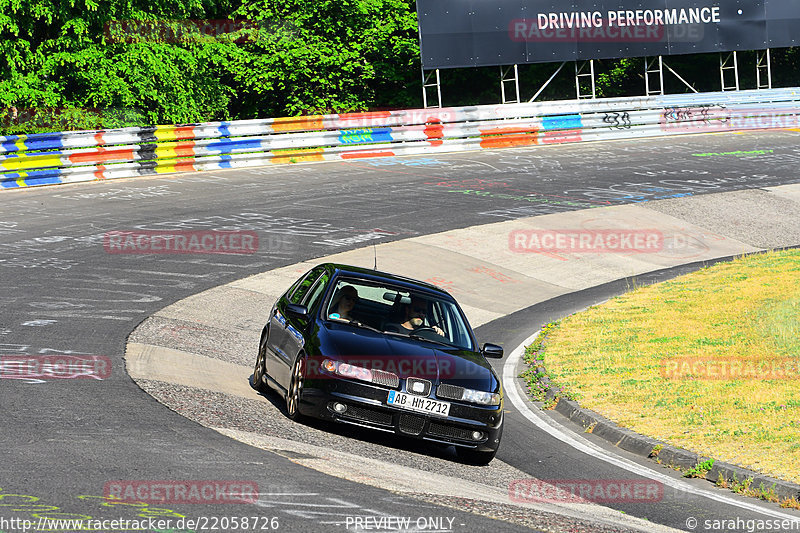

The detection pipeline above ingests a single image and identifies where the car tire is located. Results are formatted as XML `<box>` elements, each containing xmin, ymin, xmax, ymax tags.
<box><xmin>456</xmin><ymin>447</ymin><xmax>497</xmax><ymax>465</ymax></box>
<box><xmin>252</xmin><ymin>341</ymin><xmax>269</xmax><ymax>393</ymax></box>
<box><xmin>286</xmin><ymin>355</ymin><xmax>306</xmax><ymax>421</ymax></box>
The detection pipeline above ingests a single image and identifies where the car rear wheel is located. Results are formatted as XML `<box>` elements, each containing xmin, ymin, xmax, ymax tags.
<box><xmin>252</xmin><ymin>341</ymin><xmax>268</xmax><ymax>393</ymax></box>
<box><xmin>286</xmin><ymin>356</ymin><xmax>305</xmax><ymax>421</ymax></box>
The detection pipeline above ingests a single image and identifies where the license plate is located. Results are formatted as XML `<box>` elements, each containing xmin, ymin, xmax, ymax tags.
<box><xmin>387</xmin><ymin>391</ymin><xmax>450</xmax><ymax>417</ymax></box>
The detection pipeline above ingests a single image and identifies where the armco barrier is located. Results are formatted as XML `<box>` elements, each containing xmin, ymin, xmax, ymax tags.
<box><xmin>2</xmin><ymin>88</ymin><xmax>799</xmax><ymax>189</ymax></box>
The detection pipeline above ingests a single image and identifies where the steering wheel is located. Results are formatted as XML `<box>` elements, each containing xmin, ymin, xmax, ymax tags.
<box><xmin>410</xmin><ymin>326</ymin><xmax>444</xmax><ymax>341</ymax></box>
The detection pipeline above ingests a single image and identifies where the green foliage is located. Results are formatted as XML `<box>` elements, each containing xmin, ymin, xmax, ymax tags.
<box><xmin>649</xmin><ymin>444</ymin><xmax>664</xmax><ymax>457</ymax></box>
<box><xmin>683</xmin><ymin>459</ymin><xmax>715</xmax><ymax>478</ymax></box>
<box><xmin>0</xmin><ymin>0</ymin><xmax>236</xmax><ymax>129</ymax></box>
<box><xmin>228</xmin><ymin>0</ymin><xmax>419</xmax><ymax>116</ymax></box>
<box><xmin>1</xmin><ymin>1</ymin><xmax>798</xmax><ymax>134</ymax></box>
<box><xmin>0</xmin><ymin>0</ymin><xmax>420</xmax><ymax>132</ymax></box>
<box><xmin>521</xmin><ymin>321</ymin><xmax>576</xmax><ymax>403</ymax></box>
<box><xmin>595</xmin><ymin>58</ymin><xmax>641</xmax><ymax>97</ymax></box>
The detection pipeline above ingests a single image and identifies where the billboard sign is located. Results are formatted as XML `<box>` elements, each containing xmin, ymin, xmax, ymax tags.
<box><xmin>417</xmin><ymin>1</ymin><xmax>800</xmax><ymax>69</ymax></box>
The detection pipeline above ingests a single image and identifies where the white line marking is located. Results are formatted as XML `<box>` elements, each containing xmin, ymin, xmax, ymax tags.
<box><xmin>503</xmin><ymin>330</ymin><xmax>800</xmax><ymax>522</ymax></box>
<box><xmin>259</xmin><ymin>493</ymin><xmax>320</xmax><ymax>496</ymax></box>
<box><xmin>256</xmin><ymin>497</ymin><xmax>360</xmax><ymax>508</ymax></box>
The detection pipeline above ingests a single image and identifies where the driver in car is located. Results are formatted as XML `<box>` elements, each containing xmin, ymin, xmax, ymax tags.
<box><xmin>397</xmin><ymin>296</ymin><xmax>445</xmax><ymax>336</ymax></box>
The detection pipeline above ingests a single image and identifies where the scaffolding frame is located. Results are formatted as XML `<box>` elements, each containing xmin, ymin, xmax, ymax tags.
<box><xmin>421</xmin><ymin>69</ymin><xmax>442</xmax><ymax>109</ymax></box>
<box><xmin>757</xmin><ymin>49</ymin><xmax>773</xmax><ymax>90</ymax></box>
<box><xmin>644</xmin><ymin>56</ymin><xmax>665</xmax><ymax>96</ymax></box>
<box><xmin>720</xmin><ymin>51</ymin><xmax>740</xmax><ymax>91</ymax></box>
<box><xmin>575</xmin><ymin>60</ymin><xmax>596</xmax><ymax>99</ymax></box>
<box><xmin>644</xmin><ymin>56</ymin><xmax>698</xmax><ymax>95</ymax></box>
<box><xmin>529</xmin><ymin>62</ymin><xmax>567</xmax><ymax>102</ymax></box>
<box><xmin>500</xmin><ymin>65</ymin><xmax>521</xmax><ymax>104</ymax></box>
<box><xmin>421</xmin><ymin>49</ymin><xmax>783</xmax><ymax>106</ymax></box>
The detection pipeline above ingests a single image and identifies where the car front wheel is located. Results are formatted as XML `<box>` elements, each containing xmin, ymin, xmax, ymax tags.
<box><xmin>456</xmin><ymin>446</ymin><xmax>497</xmax><ymax>465</ymax></box>
<box><xmin>457</xmin><ymin>424</ymin><xmax>501</xmax><ymax>465</ymax></box>
<box><xmin>286</xmin><ymin>355</ymin><xmax>305</xmax><ymax>421</ymax></box>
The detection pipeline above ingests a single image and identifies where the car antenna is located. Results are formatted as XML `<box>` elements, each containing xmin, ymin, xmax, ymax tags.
<box><xmin>373</xmin><ymin>244</ymin><xmax>378</xmax><ymax>271</ymax></box>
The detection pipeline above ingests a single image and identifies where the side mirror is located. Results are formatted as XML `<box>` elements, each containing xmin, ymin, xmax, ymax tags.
<box><xmin>286</xmin><ymin>303</ymin><xmax>309</xmax><ymax>319</ymax></box>
<box><xmin>481</xmin><ymin>343</ymin><xmax>504</xmax><ymax>359</ymax></box>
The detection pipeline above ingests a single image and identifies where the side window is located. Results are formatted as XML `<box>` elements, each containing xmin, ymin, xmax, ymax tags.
<box><xmin>285</xmin><ymin>270</ymin><xmax>310</xmax><ymax>300</ymax></box>
<box><xmin>430</xmin><ymin>302</ymin><xmax>451</xmax><ymax>342</ymax></box>
<box><xmin>289</xmin><ymin>267</ymin><xmax>326</xmax><ymax>304</ymax></box>
<box><xmin>430</xmin><ymin>302</ymin><xmax>443</xmax><ymax>330</ymax></box>
<box><xmin>303</xmin><ymin>272</ymin><xmax>330</xmax><ymax>312</ymax></box>
<box><xmin>449</xmin><ymin>307</ymin><xmax>472</xmax><ymax>349</ymax></box>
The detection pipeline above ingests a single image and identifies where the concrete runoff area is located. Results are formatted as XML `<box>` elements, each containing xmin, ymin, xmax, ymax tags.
<box><xmin>127</xmin><ymin>183</ymin><xmax>800</xmax><ymax>528</ymax></box>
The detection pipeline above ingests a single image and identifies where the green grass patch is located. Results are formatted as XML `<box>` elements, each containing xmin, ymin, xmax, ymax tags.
<box><xmin>523</xmin><ymin>249</ymin><xmax>800</xmax><ymax>484</ymax></box>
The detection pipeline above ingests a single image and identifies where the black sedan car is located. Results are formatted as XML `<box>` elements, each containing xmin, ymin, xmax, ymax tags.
<box><xmin>252</xmin><ymin>263</ymin><xmax>505</xmax><ymax>464</ymax></box>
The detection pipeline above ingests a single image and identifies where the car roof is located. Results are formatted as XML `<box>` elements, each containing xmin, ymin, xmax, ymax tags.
<box><xmin>321</xmin><ymin>263</ymin><xmax>453</xmax><ymax>299</ymax></box>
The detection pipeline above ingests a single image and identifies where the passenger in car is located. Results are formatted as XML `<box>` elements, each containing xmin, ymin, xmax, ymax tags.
<box><xmin>329</xmin><ymin>285</ymin><xmax>359</xmax><ymax>321</ymax></box>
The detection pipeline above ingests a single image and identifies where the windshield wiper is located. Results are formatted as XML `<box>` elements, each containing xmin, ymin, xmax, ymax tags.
<box><xmin>342</xmin><ymin>319</ymin><xmax>382</xmax><ymax>334</ymax></box>
<box><xmin>408</xmin><ymin>334</ymin><xmax>452</xmax><ymax>347</ymax></box>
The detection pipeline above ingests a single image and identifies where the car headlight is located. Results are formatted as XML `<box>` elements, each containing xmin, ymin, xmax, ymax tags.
<box><xmin>322</xmin><ymin>359</ymin><xmax>373</xmax><ymax>382</ymax></box>
<box><xmin>321</xmin><ymin>359</ymin><xmax>400</xmax><ymax>388</ymax></box>
<box><xmin>336</xmin><ymin>362</ymin><xmax>373</xmax><ymax>382</ymax></box>
<box><xmin>462</xmin><ymin>388</ymin><xmax>501</xmax><ymax>406</ymax></box>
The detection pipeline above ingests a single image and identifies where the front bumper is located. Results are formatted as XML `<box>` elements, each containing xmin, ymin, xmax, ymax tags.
<box><xmin>299</xmin><ymin>377</ymin><xmax>503</xmax><ymax>452</ymax></box>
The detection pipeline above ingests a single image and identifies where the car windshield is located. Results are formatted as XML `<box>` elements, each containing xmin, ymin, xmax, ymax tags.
<box><xmin>325</xmin><ymin>278</ymin><xmax>475</xmax><ymax>351</ymax></box>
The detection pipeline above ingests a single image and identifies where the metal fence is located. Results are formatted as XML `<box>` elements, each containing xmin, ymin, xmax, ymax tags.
<box><xmin>2</xmin><ymin>88</ymin><xmax>799</xmax><ymax>189</ymax></box>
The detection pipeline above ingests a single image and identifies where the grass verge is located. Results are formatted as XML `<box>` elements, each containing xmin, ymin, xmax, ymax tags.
<box><xmin>522</xmin><ymin>249</ymin><xmax>800</xmax><ymax>486</ymax></box>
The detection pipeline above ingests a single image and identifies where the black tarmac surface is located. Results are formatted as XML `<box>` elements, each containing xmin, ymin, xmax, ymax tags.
<box><xmin>2</xmin><ymin>131</ymin><xmax>800</xmax><ymax>532</ymax></box>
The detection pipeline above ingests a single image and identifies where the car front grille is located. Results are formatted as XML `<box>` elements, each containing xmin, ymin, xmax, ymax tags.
<box><xmin>428</xmin><ymin>421</ymin><xmax>478</xmax><ymax>441</ymax></box>
<box><xmin>398</xmin><ymin>414</ymin><xmax>425</xmax><ymax>435</ymax></box>
<box><xmin>340</xmin><ymin>404</ymin><xmax>393</xmax><ymax>426</ymax></box>
<box><xmin>372</xmin><ymin>369</ymin><xmax>400</xmax><ymax>388</ymax></box>
<box><xmin>436</xmin><ymin>383</ymin><xmax>464</xmax><ymax>401</ymax></box>
<box><xmin>406</xmin><ymin>377</ymin><xmax>432</xmax><ymax>396</ymax></box>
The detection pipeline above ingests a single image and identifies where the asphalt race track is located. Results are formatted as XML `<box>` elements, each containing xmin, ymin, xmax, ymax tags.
<box><xmin>2</xmin><ymin>130</ymin><xmax>800</xmax><ymax>533</ymax></box>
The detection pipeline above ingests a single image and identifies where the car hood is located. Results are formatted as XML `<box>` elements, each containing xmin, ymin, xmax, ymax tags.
<box><xmin>323</xmin><ymin>324</ymin><xmax>497</xmax><ymax>391</ymax></box>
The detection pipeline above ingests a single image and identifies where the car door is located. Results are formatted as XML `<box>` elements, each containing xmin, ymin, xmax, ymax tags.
<box><xmin>278</xmin><ymin>269</ymin><xmax>331</xmax><ymax>386</ymax></box>
<box><xmin>268</xmin><ymin>266</ymin><xmax>327</xmax><ymax>389</ymax></box>
<box><xmin>265</xmin><ymin>269</ymin><xmax>315</xmax><ymax>384</ymax></box>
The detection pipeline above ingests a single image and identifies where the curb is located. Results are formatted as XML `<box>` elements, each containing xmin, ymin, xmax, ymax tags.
<box><xmin>528</xmin><ymin>367</ymin><xmax>800</xmax><ymax>503</ymax></box>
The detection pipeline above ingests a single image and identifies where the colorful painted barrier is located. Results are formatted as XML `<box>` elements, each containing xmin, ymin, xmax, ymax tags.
<box><xmin>2</xmin><ymin>88</ymin><xmax>799</xmax><ymax>189</ymax></box>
